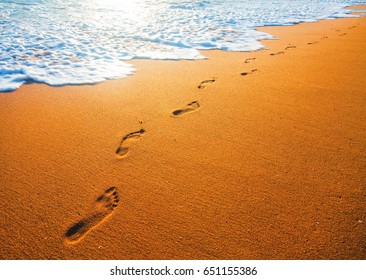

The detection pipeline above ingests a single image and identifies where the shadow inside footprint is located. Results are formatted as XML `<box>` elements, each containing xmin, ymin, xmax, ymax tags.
<box><xmin>285</xmin><ymin>45</ymin><xmax>296</xmax><ymax>50</ymax></box>
<box><xmin>115</xmin><ymin>129</ymin><xmax>145</xmax><ymax>158</ymax></box>
<box><xmin>65</xmin><ymin>187</ymin><xmax>119</xmax><ymax>244</ymax></box>
<box><xmin>172</xmin><ymin>101</ymin><xmax>200</xmax><ymax>117</ymax></box>
<box><xmin>66</xmin><ymin>221</ymin><xmax>85</xmax><ymax>237</ymax></box>
<box><xmin>270</xmin><ymin>51</ymin><xmax>285</xmax><ymax>56</ymax></box>
<box><xmin>198</xmin><ymin>78</ymin><xmax>216</xmax><ymax>89</ymax></box>
<box><xmin>244</xmin><ymin>57</ymin><xmax>256</xmax><ymax>63</ymax></box>
<box><xmin>241</xmin><ymin>69</ymin><xmax>258</xmax><ymax>76</ymax></box>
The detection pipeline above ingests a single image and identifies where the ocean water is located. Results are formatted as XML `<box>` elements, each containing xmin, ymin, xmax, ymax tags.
<box><xmin>0</xmin><ymin>0</ymin><xmax>365</xmax><ymax>92</ymax></box>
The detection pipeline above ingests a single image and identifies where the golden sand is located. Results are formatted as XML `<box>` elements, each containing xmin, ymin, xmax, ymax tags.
<box><xmin>0</xmin><ymin>9</ymin><xmax>365</xmax><ymax>259</ymax></box>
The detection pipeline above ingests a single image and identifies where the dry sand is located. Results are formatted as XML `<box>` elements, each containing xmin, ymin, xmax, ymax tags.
<box><xmin>0</xmin><ymin>8</ymin><xmax>365</xmax><ymax>260</ymax></box>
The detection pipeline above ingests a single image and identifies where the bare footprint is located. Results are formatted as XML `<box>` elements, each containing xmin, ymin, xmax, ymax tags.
<box><xmin>270</xmin><ymin>51</ymin><xmax>285</xmax><ymax>56</ymax></box>
<box><xmin>65</xmin><ymin>187</ymin><xmax>119</xmax><ymax>244</ymax></box>
<box><xmin>198</xmin><ymin>78</ymin><xmax>216</xmax><ymax>89</ymax></box>
<box><xmin>307</xmin><ymin>41</ymin><xmax>319</xmax><ymax>45</ymax></box>
<box><xmin>339</xmin><ymin>33</ymin><xmax>347</xmax><ymax>36</ymax></box>
<box><xmin>244</xmin><ymin>57</ymin><xmax>256</xmax><ymax>63</ymax></box>
<box><xmin>241</xmin><ymin>69</ymin><xmax>258</xmax><ymax>76</ymax></box>
<box><xmin>321</xmin><ymin>36</ymin><xmax>328</xmax><ymax>40</ymax></box>
<box><xmin>172</xmin><ymin>101</ymin><xmax>200</xmax><ymax>117</ymax></box>
<box><xmin>116</xmin><ymin>129</ymin><xmax>145</xmax><ymax>158</ymax></box>
<box><xmin>285</xmin><ymin>45</ymin><xmax>296</xmax><ymax>50</ymax></box>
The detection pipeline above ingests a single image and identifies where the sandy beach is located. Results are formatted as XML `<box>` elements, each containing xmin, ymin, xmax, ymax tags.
<box><xmin>0</xmin><ymin>7</ymin><xmax>365</xmax><ymax>260</ymax></box>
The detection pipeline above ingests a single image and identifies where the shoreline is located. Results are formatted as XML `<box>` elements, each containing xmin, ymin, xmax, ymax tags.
<box><xmin>0</xmin><ymin>5</ymin><xmax>363</xmax><ymax>94</ymax></box>
<box><xmin>0</xmin><ymin>7</ymin><xmax>365</xmax><ymax>259</ymax></box>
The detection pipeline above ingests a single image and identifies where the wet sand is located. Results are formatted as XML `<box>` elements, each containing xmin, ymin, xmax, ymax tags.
<box><xmin>0</xmin><ymin>8</ymin><xmax>365</xmax><ymax>259</ymax></box>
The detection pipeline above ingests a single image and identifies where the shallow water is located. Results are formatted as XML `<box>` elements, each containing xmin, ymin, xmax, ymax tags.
<box><xmin>0</xmin><ymin>0</ymin><xmax>365</xmax><ymax>92</ymax></box>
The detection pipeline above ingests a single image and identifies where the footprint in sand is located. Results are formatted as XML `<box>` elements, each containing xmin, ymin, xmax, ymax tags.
<box><xmin>339</xmin><ymin>33</ymin><xmax>347</xmax><ymax>36</ymax></box>
<box><xmin>270</xmin><ymin>51</ymin><xmax>285</xmax><ymax>56</ymax></box>
<box><xmin>65</xmin><ymin>187</ymin><xmax>119</xmax><ymax>244</ymax></box>
<box><xmin>244</xmin><ymin>57</ymin><xmax>256</xmax><ymax>63</ymax></box>
<box><xmin>116</xmin><ymin>129</ymin><xmax>145</xmax><ymax>158</ymax></box>
<box><xmin>285</xmin><ymin>45</ymin><xmax>296</xmax><ymax>50</ymax></box>
<box><xmin>172</xmin><ymin>101</ymin><xmax>200</xmax><ymax>117</ymax></box>
<box><xmin>198</xmin><ymin>78</ymin><xmax>216</xmax><ymax>89</ymax></box>
<box><xmin>321</xmin><ymin>36</ymin><xmax>328</xmax><ymax>40</ymax></box>
<box><xmin>307</xmin><ymin>41</ymin><xmax>319</xmax><ymax>45</ymax></box>
<box><xmin>241</xmin><ymin>69</ymin><xmax>258</xmax><ymax>76</ymax></box>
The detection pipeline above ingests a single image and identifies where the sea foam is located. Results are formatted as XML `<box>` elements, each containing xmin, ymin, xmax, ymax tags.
<box><xmin>0</xmin><ymin>0</ymin><xmax>365</xmax><ymax>92</ymax></box>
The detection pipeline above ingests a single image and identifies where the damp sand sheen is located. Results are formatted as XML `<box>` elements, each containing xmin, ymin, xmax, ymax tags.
<box><xmin>0</xmin><ymin>5</ymin><xmax>366</xmax><ymax>259</ymax></box>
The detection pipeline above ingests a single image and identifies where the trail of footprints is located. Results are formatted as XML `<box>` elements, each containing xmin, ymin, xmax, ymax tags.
<box><xmin>65</xmin><ymin>23</ymin><xmax>360</xmax><ymax>244</ymax></box>
<box><xmin>116</xmin><ymin>24</ymin><xmax>360</xmax><ymax>158</ymax></box>
<box><xmin>170</xmin><ymin>77</ymin><xmax>216</xmax><ymax>117</ymax></box>
<box><xmin>115</xmin><ymin>23</ymin><xmax>360</xmax><ymax>161</ymax></box>
<box><xmin>170</xmin><ymin>77</ymin><xmax>216</xmax><ymax>118</ymax></box>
